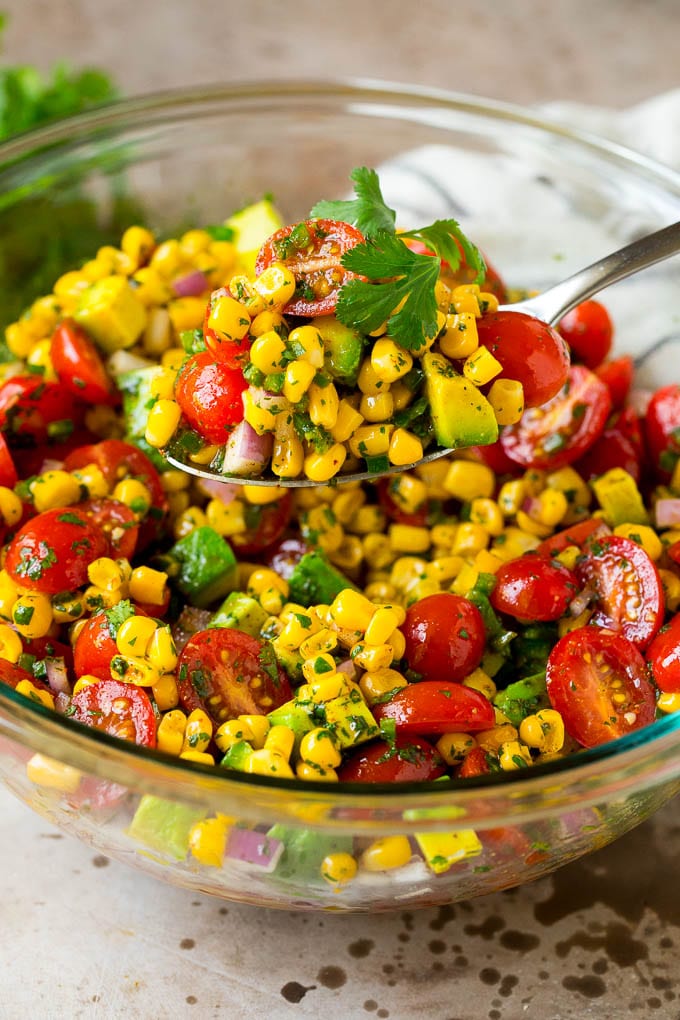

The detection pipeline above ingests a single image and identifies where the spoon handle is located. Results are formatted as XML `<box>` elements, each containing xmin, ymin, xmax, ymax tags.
<box><xmin>510</xmin><ymin>220</ymin><xmax>680</xmax><ymax>325</ymax></box>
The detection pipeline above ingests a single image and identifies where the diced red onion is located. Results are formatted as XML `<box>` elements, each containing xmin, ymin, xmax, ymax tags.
<box><xmin>40</xmin><ymin>458</ymin><xmax>65</xmax><ymax>474</ymax></box>
<box><xmin>655</xmin><ymin>498</ymin><xmax>680</xmax><ymax>529</ymax></box>
<box><xmin>521</xmin><ymin>496</ymin><xmax>542</xmax><ymax>517</ymax></box>
<box><xmin>568</xmin><ymin>585</ymin><xmax>595</xmax><ymax>618</ymax></box>
<box><xmin>337</xmin><ymin>659</ymin><xmax>358</xmax><ymax>681</ymax></box>
<box><xmin>225</xmin><ymin>828</ymin><xmax>284</xmax><ymax>871</ymax></box>
<box><xmin>629</xmin><ymin>388</ymin><xmax>653</xmax><ymax>417</ymax></box>
<box><xmin>45</xmin><ymin>657</ymin><xmax>71</xmax><ymax>696</ymax></box>
<box><xmin>172</xmin><ymin>270</ymin><xmax>209</xmax><ymax>298</ymax></box>
<box><xmin>196</xmin><ymin>479</ymin><xmax>240</xmax><ymax>505</ymax></box>
<box><xmin>107</xmin><ymin>349</ymin><xmax>154</xmax><ymax>376</ymax></box>
<box><xmin>249</xmin><ymin>387</ymin><xmax>287</xmax><ymax>415</ymax></box>
<box><xmin>222</xmin><ymin>419</ymin><xmax>272</xmax><ymax>477</ymax></box>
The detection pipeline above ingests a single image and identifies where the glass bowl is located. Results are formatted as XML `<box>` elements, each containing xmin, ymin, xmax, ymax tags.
<box><xmin>1</xmin><ymin>81</ymin><xmax>680</xmax><ymax>912</ymax></box>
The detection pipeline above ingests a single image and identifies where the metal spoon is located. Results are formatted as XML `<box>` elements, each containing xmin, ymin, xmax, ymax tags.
<box><xmin>166</xmin><ymin>220</ymin><xmax>680</xmax><ymax>488</ymax></box>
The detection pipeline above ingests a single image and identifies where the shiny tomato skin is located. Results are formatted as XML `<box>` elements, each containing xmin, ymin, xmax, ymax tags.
<box><xmin>403</xmin><ymin>593</ymin><xmax>485</xmax><ymax>683</ymax></box>
<box><xmin>255</xmin><ymin>218</ymin><xmax>365</xmax><ymax>317</ymax></box>
<box><xmin>5</xmin><ymin>507</ymin><xmax>109</xmax><ymax>595</ymax></box>
<box><xmin>647</xmin><ymin>614</ymin><xmax>680</xmax><ymax>693</ymax></box>
<box><xmin>337</xmin><ymin>736</ymin><xmax>446</xmax><ymax>783</ymax></box>
<box><xmin>203</xmin><ymin>288</ymin><xmax>252</xmax><ymax>368</ymax></box>
<box><xmin>70</xmin><ymin>679</ymin><xmax>157</xmax><ymax>747</ymax></box>
<box><xmin>595</xmin><ymin>355</ymin><xmax>634</xmax><ymax>410</ymax></box>
<box><xmin>174</xmin><ymin>351</ymin><xmax>247</xmax><ymax>445</ymax></box>
<box><xmin>476</xmin><ymin>311</ymin><xmax>570</xmax><ymax>408</ymax></box>
<box><xmin>177</xmin><ymin>628</ymin><xmax>292</xmax><ymax>725</ymax></box>
<box><xmin>73</xmin><ymin>609</ymin><xmax>123</xmax><ymax>682</ymax></box>
<box><xmin>469</xmin><ymin>441</ymin><xmax>522</xmax><ymax>477</ymax></box>
<box><xmin>0</xmin><ymin>434</ymin><xmax>17</xmax><ymax>488</ymax></box>
<box><xmin>229</xmin><ymin>493</ymin><xmax>293</xmax><ymax>557</ymax></box>
<box><xmin>557</xmin><ymin>299</ymin><xmax>613</xmax><ymax>369</ymax></box>
<box><xmin>546</xmin><ymin>627</ymin><xmax>656</xmax><ymax>748</ymax></box>
<box><xmin>490</xmin><ymin>555</ymin><xmax>578</xmax><ymax>622</ymax></box>
<box><xmin>501</xmin><ymin>365</ymin><xmax>611</xmax><ymax>471</ymax></box>
<box><xmin>575</xmin><ymin>423</ymin><xmax>640</xmax><ymax>483</ymax></box>
<box><xmin>535</xmin><ymin>518</ymin><xmax>610</xmax><ymax>559</ymax></box>
<box><xmin>372</xmin><ymin>681</ymin><xmax>494</xmax><ymax>735</ymax></box>
<box><xmin>0</xmin><ymin>376</ymin><xmax>83</xmax><ymax>445</ymax></box>
<box><xmin>457</xmin><ymin>745</ymin><xmax>492</xmax><ymax>778</ymax></box>
<box><xmin>644</xmin><ymin>384</ymin><xmax>680</xmax><ymax>482</ymax></box>
<box><xmin>401</xmin><ymin>238</ymin><xmax>508</xmax><ymax>301</ymax></box>
<box><xmin>576</xmin><ymin>535</ymin><xmax>664</xmax><ymax>649</ymax></box>
<box><xmin>0</xmin><ymin>658</ymin><xmax>44</xmax><ymax>690</ymax></box>
<box><xmin>265</xmin><ymin>536</ymin><xmax>309</xmax><ymax>579</ymax></box>
<box><xmin>78</xmin><ymin>498</ymin><xmax>139</xmax><ymax>560</ymax></box>
<box><xmin>50</xmin><ymin>319</ymin><xmax>118</xmax><ymax>405</ymax></box>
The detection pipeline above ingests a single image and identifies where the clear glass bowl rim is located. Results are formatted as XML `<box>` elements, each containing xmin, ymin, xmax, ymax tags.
<box><xmin>1</xmin><ymin>77</ymin><xmax>680</xmax><ymax>818</ymax></box>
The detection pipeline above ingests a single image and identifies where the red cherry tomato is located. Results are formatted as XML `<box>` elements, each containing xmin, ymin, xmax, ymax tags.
<box><xmin>203</xmin><ymin>288</ymin><xmax>252</xmax><ymax>368</ymax></box>
<box><xmin>490</xmin><ymin>555</ymin><xmax>578</xmax><ymax>622</ymax></box>
<box><xmin>615</xmin><ymin>407</ymin><xmax>645</xmax><ymax>461</ymax></box>
<box><xmin>501</xmin><ymin>365</ymin><xmax>611</xmax><ymax>470</ymax></box>
<box><xmin>177</xmin><ymin>628</ymin><xmax>292</xmax><ymax>725</ymax></box>
<box><xmin>575</xmin><ymin>420</ymin><xmax>641</xmax><ymax>483</ymax></box>
<box><xmin>5</xmin><ymin>507</ymin><xmax>109</xmax><ymax>595</ymax></box>
<box><xmin>373</xmin><ymin>681</ymin><xmax>494</xmax><ymax>735</ymax></box>
<box><xmin>377</xmin><ymin>478</ymin><xmax>430</xmax><ymax>527</ymax></box>
<box><xmin>229</xmin><ymin>493</ymin><xmax>293</xmax><ymax>557</ymax></box>
<box><xmin>402</xmin><ymin>592</ymin><xmax>485</xmax><ymax>682</ymax></box>
<box><xmin>644</xmin><ymin>384</ymin><xmax>680</xmax><ymax>482</ymax></box>
<box><xmin>0</xmin><ymin>658</ymin><xmax>48</xmax><ymax>691</ymax></box>
<box><xmin>265</xmin><ymin>536</ymin><xmax>310</xmax><ymax>580</ymax></box>
<box><xmin>73</xmin><ymin>607</ymin><xmax>132</xmax><ymax>682</ymax></box>
<box><xmin>70</xmin><ymin>679</ymin><xmax>157</xmax><ymax>747</ymax></box>
<box><xmin>174</xmin><ymin>351</ymin><xmax>247</xmax><ymax>445</ymax></box>
<box><xmin>255</xmin><ymin>219</ymin><xmax>365</xmax><ymax>317</ymax></box>
<box><xmin>535</xmin><ymin>518</ymin><xmax>610</xmax><ymax>559</ymax></box>
<box><xmin>667</xmin><ymin>540</ymin><xmax>680</xmax><ymax>568</ymax></box>
<box><xmin>546</xmin><ymin>627</ymin><xmax>656</xmax><ymax>748</ymax></box>
<box><xmin>78</xmin><ymin>498</ymin><xmax>139</xmax><ymax>560</ymax></box>
<box><xmin>469</xmin><ymin>440</ymin><xmax>522</xmax><ymax>477</ymax></box>
<box><xmin>0</xmin><ymin>434</ymin><xmax>17</xmax><ymax>488</ymax></box>
<box><xmin>476</xmin><ymin>311</ymin><xmax>570</xmax><ymax>408</ymax></box>
<box><xmin>576</xmin><ymin>534</ymin><xmax>664</xmax><ymax>649</ymax></box>
<box><xmin>457</xmin><ymin>745</ymin><xmax>492</xmax><ymax>778</ymax></box>
<box><xmin>50</xmin><ymin>319</ymin><xmax>118</xmax><ymax>406</ymax></box>
<box><xmin>595</xmin><ymin>355</ymin><xmax>634</xmax><ymax>410</ymax></box>
<box><xmin>647</xmin><ymin>613</ymin><xmax>680</xmax><ymax>693</ymax></box>
<box><xmin>337</xmin><ymin>736</ymin><xmax>446</xmax><ymax>783</ymax></box>
<box><xmin>557</xmin><ymin>299</ymin><xmax>613</xmax><ymax>369</ymax></box>
<box><xmin>0</xmin><ymin>376</ymin><xmax>83</xmax><ymax>445</ymax></box>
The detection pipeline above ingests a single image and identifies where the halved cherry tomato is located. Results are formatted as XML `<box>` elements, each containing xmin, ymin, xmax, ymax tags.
<box><xmin>203</xmin><ymin>288</ymin><xmax>252</xmax><ymax>369</ymax></box>
<box><xmin>50</xmin><ymin>319</ymin><xmax>118</xmax><ymax>406</ymax></box>
<box><xmin>70</xmin><ymin>679</ymin><xmax>157</xmax><ymax>747</ymax></box>
<box><xmin>377</xmin><ymin>478</ymin><xmax>430</xmax><ymax>527</ymax></box>
<box><xmin>476</xmin><ymin>311</ymin><xmax>570</xmax><ymax>408</ymax></box>
<box><xmin>0</xmin><ymin>376</ymin><xmax>83</xmax><ymax>445</ymax></box>
<box><xmin>24</xmin><ymin>635</ymin><xmax>75</xmax><ymax>677</ymax></box>
<box><xmin>457</xmin><ymin>745</ymin><xmax>492</xmax><ymax>778</ymax></box>
<box><xmin>595</xmin><ymin>355</ymin><xmax>634</xmax><ymax>410</ymax></box>
<box><xmin>174</xmin><ymin>351</ymin><xmax>247</xmax><ymax>445</ymax></box>
<box><xmin>0</xmin><ymin>658</ymin><xmax>48</xmax><ymax>691</ymax></box>
<box><xmin>647</xmin><ymin>614</ymin><xmax>680</xmax><ymax>693</ymax></box>
<box><xmin>372</xmin><ymin>681</ymin><xmax>494</xmax><ymax>735</ymax></box>
<box><xmin>5</xmin><ymin>506</ymin><xmax>109</xmax><ymax>595</ymax></box>
<box><xmin>255</xmin><ymin>218</ymin><xmax>365</xmax><ymax>317</ymax></box>
<box><xmin>73</xmin><ymin>606</ymin><xmax>137</xmax><ymax>682</ymax></box>
<box><xmin>490</xmin><ymin>555</ymin><xmax>578</xmax><ymax>622</ymax></box>
<box><xmin>265</xmin><ymin>536</ymin><xmax>310</xmax><ymax>579</ymax></box>
<box><xmin>644</xmin><ymin>384</ymin><xmax>680</xmax><ymax>482</ymax></box>
<box><xmin>667</xmin><ymin>540</ymin><xmax>680</xmax><ymax>568</ymax></box>
<box><xmin>535</xmin><ymin>518</ymin><xmax>610</xmax><ymax>559</ymax></box>
<box><xmin>0</xmin><ymin>434</ymin><xmax>17</xmax><ymax>488</ymax></box>
<box><xmin>177</xmin><ymin>628</ymin><xmax>292</xmax><ymax>724</ymax></box>
<box><xmin>576</xmin><ymin>534</ymin><xmax>664</xmax><ymax>649</ymax></box>
<box><xmin>469</xmin><ymin>440</ymin><xmax>522</xmax><ymax>477</ymax></box>
<box><xmin>575</xmin><ymin>420</ymin><xmax>641</xmax><ymax>483</ymax></box>
<box><xmin>78</xmin><ymin>498</ymin><xmax>139</xmax><ymax>560</ymax></box>
<box><xmin>546</xmin><ymin>627</ymin><xmax>656</xmax><ymax>747</ymax></box>
<box><xmin>229</xmin><ymin>493</ymin><xmax>293</xmax><ymax>557</ymax></box>
<box><xmin>337</xmin><ymin>735</ymin><xmax>446</xmax><ymax>783</ymax></box>
<box><xmin>402</xmin><ymin>592</ymin><xmax>485</xmax><ymax>682</ymax></box>
<box><xmin>557</xmin><ymin>299</ymin><xmax>613</xmax><ymax>369</ymax></box>
<box><xmin>501</xmin><ymin>364</ymin><xmax>611</xmax><ymax>470</ymax></box>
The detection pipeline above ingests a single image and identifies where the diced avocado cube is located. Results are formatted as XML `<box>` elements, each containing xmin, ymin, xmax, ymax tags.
<box><xmin>266</xmin><ymin>824</ymin><xmax>354</xmax><ymax>882</ymax></box>
<box><xmin>271</xmin><ymin>635</ymin><xmax>305</xmax><ymax>683</ymax></box>
<box><xmin>74</xmin><ymin>276</ymin><xmax>146</xmax><ymax>353</ymax></box>
<box><xmin>267</xmin><ymin>699</ymin><xmax>315</xmax><ymax>752</ymax></box>
<box><xmin>225</xmin><ymin>199</ymin><xmax>284</xmax><ymax>276</ymax></box>
<box><xmin>423</xmin><ymin>352</ymin><xmax>498</xmax><ymax>449</ymax></box>
<box><xmin>209</xmin><ymin>591</ymin><xmax>269</xmax><ymax>637</ymax></box>
<box><xmin>415</xmin><ymin>830</ymin><xmax>482</xmax><ymax>874</ymax></box>
<box><xmin>127</xmin><ymin>795</ymin><xmax>206</xmax><ymax>860</ymax></box>
<box><xmin>312</xmin><ymin>316</ymin><xmax>365</xmax><ymax>386</ymax></box>
<box><xmin>169</xmin><ymin>525</ymin><xmax>238</xmax><ymax>608</ymax></box>
<box><xmin>118</xmin><ymin>367</ymin><xmax>169</xmax><ymax>471</ymax></box>
<box><xmin>323</xmin><ymin>687</ymin><xmax>380</xmax><ymax>749</ymax></box>
<box><xmin>288</xmin><ymin>550</ymin><xmax>359</xmax><ymax>607</ymax></box>
<box><xmin>220</xmin><ymin>739</ymin><xmax>254</xmax><ymax>772</ymax></box>
<box><xmin>592</xmin><ymin>467</ymin><xmax>649</xmax><ymax>526</ymax></box>
<box><xmin>494</xmin><ymin>672</ymin><xmax>548</xmax><ymax>727</ymax></box>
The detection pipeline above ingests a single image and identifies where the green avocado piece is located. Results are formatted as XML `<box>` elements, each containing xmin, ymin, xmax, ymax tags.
<box><xmin>288</xmin><ymin>550</ymin><xmax>359</xmax><ymax>607</ymax></box>
<box><xmin>220</xmin><ymin>739</ymin><xmax>254</xmax><ymax>772</ymax></box>
<box><xmin>118</xmin><ymin>367</ymin><xmax>169</xmax><ymax>471</ymax></box>
<box><xmin>209</xmin><ymin>591</ymin><xmax>268</xmax><ymax>637</ymax></box>
<box><xmin>127</xmin><ymin>795</ymin><xmax>206</xmax><ymax>860</ymax></box>
<box><xmin>312</xmin><ymin>316</ymin><xmax>365</xmax><ymax>386</ymax></box>
<box><xmin>266</xmin><ymin>824</ymin><xmax>354</xmax><ymax>882</ymax></box>
<box><xmin>271</xmin><ymin>636</ymin><xmax>305</xmax><ymax>683</ymax></box>
<box><xmin>423</xmin><ymin>352</ymin><xmax>498</xmax><ymax>449</ymax></box>
<box><xmin>494</xmin><ymin>672</ymin><xmax>549</xmax><ymax>727</ymax></box>
<box><xmin>169</xmin><ymin>525</ymin><xmax>238</xmax><ymax>608</ymax></box>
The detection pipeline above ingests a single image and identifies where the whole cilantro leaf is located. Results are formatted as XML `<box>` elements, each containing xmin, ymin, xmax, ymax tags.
<box><xmin>310</xmin><ymin>167</ymin><xmax>396</xmax><ymax>239</ymax></box>
<box><xmin>400</xmin><ymin>219</ymin><xmax>486</xmax><ymax>283</ymax></box>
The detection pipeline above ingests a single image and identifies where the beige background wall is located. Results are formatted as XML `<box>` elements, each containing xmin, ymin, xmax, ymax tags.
<box><xmin>2</xmin><ymin>0</ymin><xmax>678</xmax><ymax>109</ymax></box>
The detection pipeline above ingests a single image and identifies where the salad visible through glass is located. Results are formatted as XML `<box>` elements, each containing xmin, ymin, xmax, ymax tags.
<box><xmin>2</xmin><ymin>167</ymin><xmax>680</xmax><ymax>883</ymax></box>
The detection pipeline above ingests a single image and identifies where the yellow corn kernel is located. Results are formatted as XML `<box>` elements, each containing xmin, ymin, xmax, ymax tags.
<box><xmin>498</xmin><ymin>740</ymin><xmax>533</xmax><ymax>771</ymax></box>
<box><xmin>173</xmin><ymin>506</ymin><xmax>207</xmax><ymax>538</ymax></box>
<box><xmin>15</xmin><ymin>679</ymin><xmax>55</xmax><ymax>710</ymax></box>
<box><xmin>83</xmin><ymin>585</ymin><xmax>122</xmax><ymax>612</ymax></box>
<box><xmin>264</xmin><ymin>724</ymin><xmax>295</xmax><ymax>762</ymax></box>
<box><xmin>151</xmin><ymin>673</ymin><xmax>179</xmax><ymax>712</ymax></box>
<box><xmin>390</xmin><ymin>555</ymin><xmax>428</xmax><ymax>590</ymax></box>
<box><xmin>558</xmin><ymin>608</ymin><xmax>593</xmax><ymax>637</ymax></box>
<box><xmin>389</xmin><ymin>382</ymin><xmax>412</xmax><ymax>413</ymax></box>
<box><xmin>657</xmin><ymin>692</ymin><xmax>680</xmax><ymax>714</ymax></box>
<box><xmin>308</xmin><ymin>674</ymin><xmax>353</xmax><ymax>703</ymax></box>
<box><xmin>269</xmin><ymin>414</ymin><xmax>302</xmax><ymax>478</ymax></box>
<box><xmin>370</xmin><ymin>338</ymin><xmax>414</xmax><ymax>383</ymax></box>
<box><xmin>479</xmin><ymin>291</ymin><xmax>500</xmax><ymax>313</ymax></box>
<box><xmin>112</xmin><ymin>654</ymin><xmax>161</xmax><ymax>687</ymax></box>
<box><xmin>360</xmin><ymin>391</ymin><xmax>394</xmax><ymax>424</ymax></box>
<box><xmin>29</xmin><ymin>470</ymin><xmax>81</xmax><ymax>513</ymax></box>
<box><xmin>26</xmin><ymin>339</ymin><xmax>57</xmax><ymax>382</ymax></box>
<box><xmin>178</xmin><ymin>228</ymin><xmax>211</xmax><ymax>257</ymax></box>
<box><xmin>474</xmin><ymin>549</ymin><xmax>505</xmax><ymax>574</ymax></box>
<box><xmin>250</xmin><ymin>330</ymin><xmax>287</xmax><ymax>374</ymax></box>
<box><xmin>12</xmin><ymin>594</ymin><xmax>52</xmax><ymax>639</ymax></box>
<box><xmin>242</xmin><ymin>389</ymin><xmax>279</xmax><ymax>436</ymax></box>
<box><xmin>0</xmin><ymin>623</ymin><xmax>22</xmax><ymax>663</ymax></box>
<box><xmin>188</xmin><ymin>815</ymin><xmax>230</xmax><ymax>868</ymax></box>
<box><xmin>301</xmin><ymin>652</ymin><xmax>338</xmax><ymax>683</ymax></box>
<box><xmin>359</xmin><ymin>535</ymin><xmax>393</xmax><ymax>573</ymax></box>
<box><xmin>214</xmin><ymin>718</ymin><xmax>252</xmax><ymax>752</ymax></box>
<box><xmin>87</xmin><ymin>557</ymin><xmax>126</xmax><ymax>592</ymax></box>
<box><xmin>145</xmin><ymin>399</ymin><xmax>181</xmax><ymax>448</ymax></box>
<box><xmin>475</xmin><ymin>723</ymin><xmax>519</xmax><ymax>754</ymax></box>
<box><xmin>497</xmin><ymin>479</ymin><xmax>526</xmax><ymax>517</ymax></box>
<box><xmin>361</xmin><ymin>836</ymin><xmax>412</xmax><ymax>872</ymax></box>
<box><xmin>69</xmin><ymin>463</ymin><xmax>109</xmax><ymax>500</ymax></box>
<box><xmin>346</xmin><ymin>506</ymin><xmax>385</xmax><ymax>537</ymax></box>
<box><xmin>614</xmin><ymin>523</ymin><xmax>663</xmax><ymax>561</ymax></box>
<box><xmin>129</xmin><ymin>566</ymin><xmax>169</xmax><ymax>606</ymax></box>
<box><xmin>450</xmin><ymin>563</ymin><xmax>479</xmax><ymax>596</ymax></box>
<box><xmin>659</xmin><ymin>569</ymin><xmax>680</xmax><ymax>612</ymax></box>
<box><xmin>121</xmin><ymin>225</ymin><xmax>155</xmax><ymax>268</ymax></box>
<box><xmin>283</xmin><ymin>359</ymin><xmax>316</xmax><ymax>403</ymax></box>
<box><xmin>495</xmin><ymin>526</ymin><xmax>541</xmax><ymax>559</ymax></box>
<box><xmin>364</xmin><ymin>607</ymin><xmax>399</xmax><ymax>646</ymax></box>
<box><xmin>467</xmin><ymin>497</ymin><xmax>503</xmax><ymax>537</ymax></box>
<box><xmin>112</xmin><ymin>478</ymin><xmax>151</xmax><ymax>517</ymax></box>
<box><xmin>384</xmin><ymin>477</ymin><xmax>425</xmax><ymax>518</ymax></box>
<box><xmin>321</xmin><ymin>851</ymin><xmax>358</xmax><ymax>884</ymax></box>
<box><xmin>388</xmin><ymin>523</ymin><xmax>431</xmax><ymax>554</ymax></box>
<box><xmin>462</xmin><ymin>345</ymin><xmax>503</xmax><ymax>385</ymax></box>
<box><xmin>533</xmin><ymin>488</ymin><xmax>569</xmax><ymax>528</ymax></box>
<box><xmin>157</xmin><ymin>709</ymin><xmax>188</xmax><ymax>755</ymax></box>
<box><xmin>330</xmin><ymin>590</ymin><xmax>376</xmax><ymax>632</ymax></box>
<box><xmin>296</xmin><ymin>762</ymin><xmax>339</xmax><ymax>782</ymax></box>
<box><xmin>249</xmin><ymin>309</ymin><xmax>284</xmax><ymax>338</ymax></box>
<box><xmin>246</xmin><ymin>748</ymin><xmax>295</xmax><ymax>778</ymax></box>
<box><xmin>5</xmin><ymin>320</ymin><xmax>35</xmax><ymax>358</ymax></box>
<box><xmin>348</xmin><ymin>424</ymin><xmax>394</xmax><ymax>459</ymax></box>
<box><xmin>426</xmin><ymin>555</ymin><xmax>464</xmax><ymax>583</ymax></box>
<box><xmin>436</xmin><ymin>732</ymin><xmax>476</xmax><ymax>766</ymax></box>
<box><xmin>488</xmin><ymin>378</ymin><xmax>524</xmax><ymax>426</ymax></box>
<box><xmin>359</xmin><ymin>667</ymin><xmax>407</xmax><ymax>706</ymax></box>
<box><xmin>304</xmin><ymin>444</ymin><xmax>347</xmax><ymax>483</ymax></box>
<box><xmin>26</xmin><ymin>753</ymin><xmax>81</xmax><ymax>793</ymax></box>
<box><xmin>202</xmin><ymin>498</ymin><xmax>244</xmax><ymax>540</ymax></box>
<box><xmin>308</xmin><ymin>381</ymin><xmax>339</xmax><ymax>430</ymax></box>
<box><xmin>182</xmin><ymin>709</ymin><xmax>214</xmax><ymax>754</ymax></box>
<box><xmin>357</xmin><ymin>358</ymin><xmax>386</xmax><ymax>396</ymax></box>
<box><xmin>287</xmin><ymin>325</ymin><xmax>325</xmax><ymax>367</ymax></box>
<box><xmin>444</xmin><ymin>460</ymin><xmax>495</xmax><ymax>502</ymax></box>
<box><xmin>463</xmin><ymin>667</ymin><xmax>496</xmax><ymax>700</ymax></box>
<box><xmin>519</xmin><ymin>709</ymin><xmax>565</xmax><ymax>754</ymax></box>
<box><xmin>179</xmin><ymin>750</ymin><xmax>215</xmax><ymax>766</ymax></box>
<box><xmin>555</xmin><ymin>544</ymin><xmax>581</xmax><ymax>571</ymax></box>
<box><xmin>545</xmin><ymin>466</ymin><xmax>591</xmax><ymax>507</ymax></box>
<box><xmin>252</xmin><ymin>262</ymin><xmax>296</xmax><ymax>309</ymax></box>
<box><xmin>453</xmin><ymin>522</ymin><xmax>490</xmax><ymax>557</ymax></box>
<box><xmin>299</xmin><ymin>727</ymin><xmax>342</xmax><ymax>769</ymax></box>
<box><xmin>452</xmin><ymin>284</ymin><xmax>481</xmax><ymax>316</ymax></box>
<box><xmin>439</xmin><ymin>312</ymin><xmax>479</xmax><ymax>359</ymax></box>
<box><xmin>0</xmin><ymin>487</ymin><xmax>22</xmax><ymax>528</ymax></box>
<box><xmin>351</xmin><ymin>642</ymin><xmax>393</xmax><ymax>672</ymax></box>
<box><xmin>146</xmin><ymin>626</ymin><xmax>178</xmax><ymax>674</ymax></box>
<box><xmin>388</xmin><ymin>429</ymin><xmax>424</xmax><ymax>467</ymax></box>
<box><xmin>207</xmin><ymin>292</ymin><xmax>251</xmax><ymax>344</ymax></box>
<box><xmin>130</xmin><ymin>266</ymin><xmax>172</xmax><ymax>306</ymax></box>
<box><xmin>54</xmin><ymin>269</ymin><xmax>90</xmax><ymax>299</ymax></box>
<box><xmin>71</xmin><ymin>674</ymin><xmax>100</xmax><ymax>695</ymax></box>
<box><xmin>239</xmin><ymin>715</ymin><xmax>270</xmax><ymax>749</ymax></box>
<box><xmin>515</xmin><ymin>509</ymin><xmax>552</xmax><ymax>538</ymax></box>
<box><xmin>329</xmin><ymin>400</ymin><xmax>363</xmax><ymax>444</ymax></box>
<box><xmin>116</xmin><ymin>615</ymin><xmax>158</xmax><ymax>657</ymax></box>
<box><xmin>30</xmin><ymin>295</ymin><xmax>60</xmax><ymax>331</ymax></box>
<box><xmin>167</xmin><ymin>296</ymin><xmax>206</xmax><ymax>335</ymax></box>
